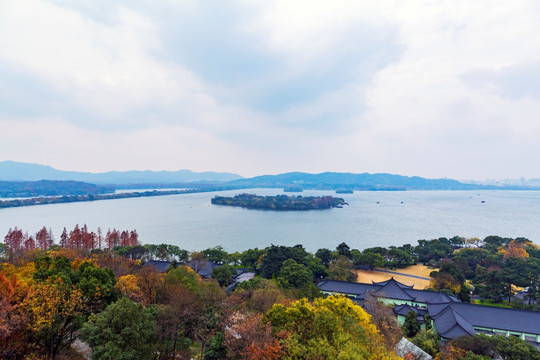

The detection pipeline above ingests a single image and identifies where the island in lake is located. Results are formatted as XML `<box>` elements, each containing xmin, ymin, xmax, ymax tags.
<box><xmin>211</xmin><ymin>193</ymin><xmax>347</xmax><ymax>210</ymax></box>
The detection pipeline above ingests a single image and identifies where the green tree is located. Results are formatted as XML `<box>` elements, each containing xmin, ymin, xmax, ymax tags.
<box><xmin>27</xmin><ymin>257</ymin><xmax>118</xmax><ymax>357</ymax></box>
<box><xmin>211</xmin><ymin>265</ymin><xmax>235</xmax><ymax>287</ymax></box>
<box><xmin>203</xmin><ymin>331</ymin><xmax>227</xmax><ymax>360</ymax></box>
<box><xmin>77</xmin><ymin>261</ymin><xmax>117</xmax><ymax>313</ymax></box>
<box><xmin>260</xmin><ymin>245</ymin><xmax>308</xmax><ymax>278</ymax></box>
<box><xmin>203</xmin><ymin>246</ymin><xmax>230</xmax><ymax>264</ymax></box>
<box><xmin>388</xmin><ymin>248</ymin><xmax>413</xmax><ymax>268</ymax></box>
<box><xmin>402</xmin><ymin>310</ymin><xmax>420</xmax><ymax>338</ymax></box>
<box><xmin>305</xmin><ymin>254</ymin><xmax>328</xmax><ymax>280</ymax></box>
<box><xmin>240</xmin><ymin>248</ymin><xmax>264</xmax><ymax>271</ymax></box>
<box><xmin>315</xmin><ymin>248</ymin><xmax>334</xmax><ymax>266</ymax></box>
<box><xmin>412</xmin><ymin>329</ymin><xmax>440</xmax><ymax>356</ymax></box>
<box><xmin>488</xmin><ymin>334</ymin><xmax>540</xmax><ymax>360</ymax></box>
<box><xmin>278</xmin><ymin>259</ymin><xmax>312</xmax><ymax>289</ymax></box>
<box><xmin>336</xmin><ymin>242</ymin><xmax>352</xmax><ymax>258</ymax></box>
<box><xmin>80</xmin><ymin>297</ymin><xmax>157</xmax><ymax>360</ymax></box>
<box><xmin>354</xmin><ymin>252</ymin><xmax>385</xmax><ymax>270</ymax></box>
<box><xmin>458</xmin><ymin>283</ymin><xmax>472</xmax><ymax>303</ymax></box>
<box><xmin>450</xmin><ymin>334</ymin><xmax>540</xmax><ymax>360</ymax></box>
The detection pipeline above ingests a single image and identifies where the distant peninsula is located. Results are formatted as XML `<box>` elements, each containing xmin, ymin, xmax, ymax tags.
<box><xmin>0</xmin><ymin>189</ymin><xmax>219</xmax><ymax>209</ymax></box>
<box><xmin>0</xmin><ymin>180</ymin><xmax>114</xmax><ymax>198</ymax></box>
<box><xmin>211</xmin><ymin>193</ymin><xmax>347</xmax><ymax>210</ymax></box>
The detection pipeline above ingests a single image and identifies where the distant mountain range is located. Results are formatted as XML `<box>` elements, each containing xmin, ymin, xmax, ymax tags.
<box><xmin>1</xmin><ymin>161</ymin><xmax>538</xmax><ymax>191</ymax></box>
<box><xmin>227</xmin><ymin>172</ymin><xmax>481</xmax><ymax>190</ymax></box>
<box><xmin>0</xmin><ymin>161</ymin><xmax>244</xmax><ymax>184</ymax></box>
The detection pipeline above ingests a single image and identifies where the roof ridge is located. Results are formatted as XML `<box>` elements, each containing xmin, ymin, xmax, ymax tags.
<box><xmin>374</xmin><ymin>280</ymin><xmax>415</xmax><ymax>300</ymax></box>
<box><xmin>453</xmin><ymin>302</ymin><xmax>540</xmax><ymax>314</ymax></box>
<box><xmin>448</xmin><ymin>308</ymin><xmax>476</xmax><ymax>336</ymax></box>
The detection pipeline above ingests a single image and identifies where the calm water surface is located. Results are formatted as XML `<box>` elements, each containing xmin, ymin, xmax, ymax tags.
<box><xmin>0</xmin><ymin>189</ymin><xmax>538</xmax><ymax>252</ymax></box>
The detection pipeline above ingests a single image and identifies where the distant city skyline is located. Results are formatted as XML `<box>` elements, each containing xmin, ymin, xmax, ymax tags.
<box><xmin>2</xmin><ymin>1</ymin><xmax>540</xmax><ymax>180</ymax></box>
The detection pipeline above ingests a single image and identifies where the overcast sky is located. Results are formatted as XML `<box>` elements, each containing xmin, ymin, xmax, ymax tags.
<box><xmin>1</xmin><ymin>1</ymin><xmax>540</xmax><ymax>179</ymax></box>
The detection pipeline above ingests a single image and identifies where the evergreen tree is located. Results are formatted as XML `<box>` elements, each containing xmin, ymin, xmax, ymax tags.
<box><xmin>403</xmin><ymin>310</ymin><xmax>420</xmax><ymax>337</ymax></box>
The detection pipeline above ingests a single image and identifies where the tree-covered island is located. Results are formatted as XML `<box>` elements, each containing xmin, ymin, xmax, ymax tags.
<box><xmin>211</xmin><ymin>193</ymin><xmax>347</xmax><ymax>210</ymax></box>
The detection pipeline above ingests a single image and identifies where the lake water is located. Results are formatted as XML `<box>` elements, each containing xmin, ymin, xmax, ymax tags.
<box><xmin>0</xmin><ymin>189</ymin><xmax>539</xmax><ymax>252</ymax></box>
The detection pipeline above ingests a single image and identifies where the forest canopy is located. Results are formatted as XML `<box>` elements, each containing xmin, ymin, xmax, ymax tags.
<box><xmin>211</xmin><ymin>193</ymin><xmax>347</xmax><ymax>210</ymax></box>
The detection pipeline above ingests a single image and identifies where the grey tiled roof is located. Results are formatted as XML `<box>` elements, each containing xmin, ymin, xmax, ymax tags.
<box><xmin>433</xmin><ymin>305</ymin><xmax>476</xmax><ymax>339</ymax></box>
<box><xmin>430</xmin><ymin>302</ymin><xmax>540</xmax><ymax>338</ymax></box>
<box><xmin>144</xmin><ymin>260</ymin><xmax>172</xmax><ymax>272</ymax></box>
<box><xmin>319</xmin><ymin>279</ymin><xmax>540</xmax><ymax>341</ymax></box>
<box><xmin>373</xmin><ymin>278</ymin><xmax>414</xmax><ymax>289</ymax></box>
<box><xmin>317</xmin><ymin>280</ymin><xmax>378</xmax><ymax>296</ymax></box>
<box><xmin>394</xmin><ymin>304</ymin><xmax>428</xmax><ymax>317</ymax></box>
<box><xmin>317</xmin><ymin>278</ymin><xmax>459</xmax><ymax>304</ymax></box>
<box><xmin>373</xmin><ymin>280</ymin><xmax>415</xmax><ymax>301</ymax></box>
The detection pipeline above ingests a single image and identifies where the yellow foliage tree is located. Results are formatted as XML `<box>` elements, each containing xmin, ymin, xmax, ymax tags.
<box><xmin>23</xmin><ymin>278</ymin><xmax>83</xmax><ymax>358</ymax></box>
<box><xmin>116</xmin><ymin>274</ymin><xmax>143</xmax><ymax>302</ymax></box>
<box><xmin>265</xmin><ymin>295</ymin><xmax>402</xmax><ymax>360</ymax></box>
<box><xmin>501</xmin><ymin>240</ymin><xmax>529</xmax><ymax>260</ymax></box>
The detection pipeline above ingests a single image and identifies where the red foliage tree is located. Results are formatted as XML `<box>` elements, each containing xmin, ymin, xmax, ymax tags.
<box><xmin>120</xmin><ymin>231</ymin><xmax>130</xmax><ymax>247</ymax></box>
<box><xmin>129</xmin><ymin>230</ymin><xmax>139</xmax><ymax>246</ymax></box>
<box><xmin>59</xmin><ymin>227</ymin><xmax>68</xmax><ymax>249</ymax></box>
<box><xmin>23</xmin><ymin>236</ymin><xmax>35</xmax><ymax>251</ymax></box>
<box><xmin>97</xmin><ymin>227</ymin><xmax>103</xmax><ymax>249</ymax></box>
<box><xmin>105</xmin><ymin>229</ymin><xmax>120</xmax><ymax>249</ymax></box>
<box><xmin>36</xmin><ymin>226</ymin><xmax>53</xmax><ymax>250</ymax></box>
<box><xmin>69</xmin><ymin>224</ymin><xmax>82</xmax><ymax>249</ymax></box>
<box><xmin>0</xmin><ymin>271</ymin><xmax>30</xmax><ymax>357</ymax></box>
<box><xmin>4</xmin><ymin>227</ymin><xmax>24</xmax><ymax>257</ymax></box>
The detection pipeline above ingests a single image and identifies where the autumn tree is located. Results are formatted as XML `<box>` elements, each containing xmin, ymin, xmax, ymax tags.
<box><xmin>430</xmin><ymin>271</ymin><xmax>461</xmax><ymax>294</ymax></box>
<box><xmin>0</xmin><ymin>270</ymin><xmax>31</xmax><ymax>358</ymax></box>
<box><xmin>60</xmin><ymin>227</ymin><xmax>68</xmax><ymax>248</ymax></box>
<box><xmin>36</xmin><ymin>226</ymin><xmax>53</xmax><ymax>250</ymax></box>
<box><xmin>27</xmin><ymin>256</ymin><xmax>118</xmax><ymax>358</ymax></box>
<box><xmin>224</xmin><ymin>312</ymin><xmax>283</xmax><ymax>360</ymax></box>
<box><xmin>4</xmin><ymin>227</ymin><xmax>24</xmax><ymax>258</ymax></box>
<box><xmin>501</xmin><ymin>240</ymin><xmax>529</xmax><ymax>260</ymax></box>
<box><xmin>24</xmin><ymin>235</ymin><xmax>36</xmax><ymax>251</ymax></box>
<box><xmin>24</xmin><ymin>278</ymin><xmax>84</xmax><ymax>358</ymax></box>
<box><xmin>363</xmin><ymin>292</ymin><xmax>403</xmax><ymax>348</ymax></box>
<box><xmin>155</xmin><ymin>280</ymin><xmax>199</xmax><ymax>360</ymax></box>
<box><xmin>328</xmin><ymin>256</ymin><xmax>356</xmax><ymax>282</ymax></box>
<box><xmin>265</xmin><ymin>295</ymin><xmax>401</xmax><ymax>359</ymax></box>
<box><xmin>193</xmin><ymin>280</ymin><xmax>226</xmax><ymax>360</ymax></box>
<box><xmin>136</xmin><ymin>266</ymin><xmax>166</xmax><ymax>306</ymax></box>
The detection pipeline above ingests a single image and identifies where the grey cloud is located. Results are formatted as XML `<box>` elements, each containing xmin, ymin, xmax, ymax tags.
<box><xmin>461</xmin><ymin>59</ymin><xmax>540</xmax><ymax>99</ymax></box>
<box><xmin>2</xmin><ymin>0</ymin><xmax>404</xmax><ymax>138</ymax></box>
<box><xmin>142</xmin><ymin>2</ymin><xmax>404</xmax><ymax>117</ymax></box>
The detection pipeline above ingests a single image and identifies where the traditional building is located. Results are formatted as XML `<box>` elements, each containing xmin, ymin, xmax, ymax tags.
<box><xmin>317</xmin><ymin>278</ymin><xmax>540</xmax><ymax>348</ymax></box>
<box><xmin>317</xmin><ymin>278</ymin><xmax>458</xmax><ymax>308</ymax></box>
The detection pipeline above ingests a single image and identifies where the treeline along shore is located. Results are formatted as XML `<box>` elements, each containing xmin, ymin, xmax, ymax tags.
<box><xmin>2</xmin><ymin>225</ymin><xmax>540</xmax><ymax>359</ymax></box>
<box><xmin>0</xmin><ymin>188</ymin><xmax>238</xmax><ymax>209</ymax></box>
<box><xmin>211</xmin><ymin>193</ymin><xmax>347</xmax><ymax>210</ymax></box>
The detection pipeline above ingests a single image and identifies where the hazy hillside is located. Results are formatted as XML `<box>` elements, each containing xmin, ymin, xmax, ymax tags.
<box><xmin>0</xmin><ymin>161</ymin><xmax>244</xmax><ymax>184</ymax></box>
<box><xmin>228</xmin><ymin>171</ymin><xmax>484</xmax><ymax>190</ymax></box>
<box><xmin>0</xmin><ymin>180</ymin><xmax>114</xmax><ymax>197</ymax></box>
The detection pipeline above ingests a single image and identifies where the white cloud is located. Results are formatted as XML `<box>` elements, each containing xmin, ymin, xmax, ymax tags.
<box><xmin>1</xmin><ymin>0</ymin><xmax>540</xmax><ymax>179</ymax></box>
